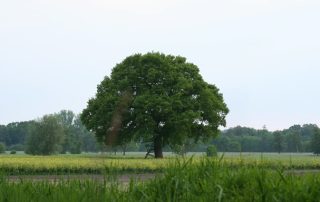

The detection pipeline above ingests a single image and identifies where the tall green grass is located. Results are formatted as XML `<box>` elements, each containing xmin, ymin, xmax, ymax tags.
<box><xmin>1</xmin><ymin>158</ymin><xmax>320</xmax><ymax>201</ymax></box>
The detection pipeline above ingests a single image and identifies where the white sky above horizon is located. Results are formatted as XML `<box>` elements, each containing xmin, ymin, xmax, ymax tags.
<box><xmin>1</xmin><ymin>0</ymin><xmax>319</xmax><ymax>131</ymax></box>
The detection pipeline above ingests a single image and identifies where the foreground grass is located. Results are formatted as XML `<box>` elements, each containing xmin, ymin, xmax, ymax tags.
<box><xmin>1</xmin><ymin>158</ymin><xmax>320</xmax><ymax>202</ymax></box>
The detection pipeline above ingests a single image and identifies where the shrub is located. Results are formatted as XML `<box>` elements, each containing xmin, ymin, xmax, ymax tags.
<box><xmin>10</xmin><ymin>150</ymin><xmax>16</xmax><ymax>154</ymax></box>
<box><xmin>8</xmin><ymin>144</ymin><xmax>25</xmax><ymax>151</ymax></box>
<box><xmin>206</xmin><ymin>145</ymin><xmax>217</xmax><ymax>157</ymax></box>
<box><xmin>172</xmin><ymin>145</ymin><xmax>187</xmax><ymax>156</ymax></box>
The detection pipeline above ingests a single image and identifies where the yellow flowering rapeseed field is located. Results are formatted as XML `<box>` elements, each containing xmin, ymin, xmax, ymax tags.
<box><xmin>0</xmin><ymin>153</ymin><xmax>319</xmax><ymax>175</ymax></box>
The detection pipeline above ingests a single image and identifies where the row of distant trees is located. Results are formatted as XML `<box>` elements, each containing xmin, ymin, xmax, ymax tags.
<box><xmin>0</xmin><ymin>110</ymin><xmax>154</xmax><ymax>155</ymax></box>
<box><xmin>0</xmin><ymin>110</ymin><xmax>99</xmax><ymax>155</ymax></box>
<box><xmin>211</xmin><ymin>125</ymin><xmax>320</xmax><ymax>154</ymax></box>
<box><xmin>0</xmin><ymin>112</ymin><xmax>319</xmax><ymax>155</ymax></box>
<box><xmin>25</xmin><ymin>110</ymin><xmax>102</xmax><ymax>155</ymax></box>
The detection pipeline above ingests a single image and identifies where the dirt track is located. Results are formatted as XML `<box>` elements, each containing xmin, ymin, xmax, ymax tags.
<box><xmin>7</xmin><ymin>173</ymin><xmax>157</xmax><ymax>183</ymax></box>
<box><xmin>6</xmin><ymin>170</ymin><xmax>320</xmax><ymax>183</ymax></box>
<box><xmin>285</xmin><ymin>169</ymin><xmax>320</xmax><ymax>175</ymax></box>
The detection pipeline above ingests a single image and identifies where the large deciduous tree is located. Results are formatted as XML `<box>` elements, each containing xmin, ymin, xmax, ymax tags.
<box><xmin>81</xmin><ymin>53</ymin><xmax>229</xmax><ymax>158</ymax></box>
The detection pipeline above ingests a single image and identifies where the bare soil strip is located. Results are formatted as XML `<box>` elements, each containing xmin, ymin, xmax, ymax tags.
<box><xmin>6</xmin><ymin>170</ymin><xmax>320</xmax><ymax>184</ymax></box>
<box><xmin>285</xmin><ymin>170</ymin><xmax>320</xmax><ymax>175</ymax></box>
<box><xmin>7</xmin><ymin>173</ymin><xmax>157</xmax><ymax>183</ymax></box>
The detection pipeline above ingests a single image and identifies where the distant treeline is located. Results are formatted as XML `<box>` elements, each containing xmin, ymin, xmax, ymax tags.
<box><xmin>0</xmin><ymin>111</ymin><xmax>99</xmax><ymax>153</ymax></box>
<box><xmin>212</xmin><ymin>124</ymin><xmax>320</xmax><ymax>153</ymax></box>
<box><xmin>0</xmin><ymin>111</ymin><xmax>319</xmax><ymax>154</ymax></box>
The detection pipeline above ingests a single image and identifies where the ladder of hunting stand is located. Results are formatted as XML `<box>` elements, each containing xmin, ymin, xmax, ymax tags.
<box><xmin>144</xmin><ymin>142</ymin><xmax>155</xmax><ymax>159</ymax></box>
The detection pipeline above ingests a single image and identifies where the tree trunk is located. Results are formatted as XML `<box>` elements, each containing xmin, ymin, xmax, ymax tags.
<box><xmin>154</xmin><ymin>135</ymin><xmax>163</xmax><ymax>158</ymax></box>
<box><xmin>123</xmin><ymin>146</ymin><xmax>126</xmax><ymax>156</ymax></box>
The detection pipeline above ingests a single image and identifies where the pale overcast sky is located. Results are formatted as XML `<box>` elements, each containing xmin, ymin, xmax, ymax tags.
<box><xmin>0</xmin><ymin>0</ymin><xmax>319</xmax><ymax>130</ymax></box>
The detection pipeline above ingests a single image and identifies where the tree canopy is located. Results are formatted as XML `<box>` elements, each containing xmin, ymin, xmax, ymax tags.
<box><xmin>311</xmin><ymin>127</ymin><xmax>320</xmax><ymax>155</ymax></box>
<box><xmin>25</xmin><ymin>115</ymin><xmax>65</xmax><ymax>155</ymax></box>
<box><xmin>81</xmin><ymin>53</ymin><xmax>229</xmax><ymax>158</ymax></box>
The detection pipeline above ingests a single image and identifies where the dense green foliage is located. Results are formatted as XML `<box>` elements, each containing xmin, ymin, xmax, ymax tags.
<box><xmin>56</xmin><ymin>110</ymin><xmax>99</xmax><ymax>154</ymax></box>
<box><xmin>25</xmin><ymin>115</ymin><xmax>65</xmax><ymax>155</ymax></box>
<box><xmin>0</xmin><ymin>121</ymin><xmax>33</xmax><ymax>150</ymax></box>
<box><xmin>0</xmin><ymin>142</ymin><xmax>6</xmax><ymax>154</ymax></box>
<box><xmin>1</xmin><ymin>121</ymin><xmax>319</xmax><ymax>155</ymax></box>
<box><xmin>1</xmin><ymin>119</ymin><xmax>319</xmax><ymax>155</ymax></box>
<box><xmin>1</xmin><ymin>158</ymin><xmax>320</xmax><ymax>201</ymax></box>
<box><xmin>206</xmin><ymin>145</ymin><xmax>217</xmax><ymax>157</ymax></box>
<box><xmin>171</xmin><ymin>139</ymin><xmax>195</xmax><ymax>156</ymax></box>
<box><xmin>273</xmin><ymin>131</ymin><xmax>285</xmax><ymax>153</ymax></box>
<box><xmin>0</xmin><ymin>111</ymin><xmax>99</xmax><ymax>154</ymax></box>
<box><xmin>212</xmin><ymin>124</ymin><xmax>320</xmax><ymax>153</ymax></box>
<box><xmin>311</xmin><ymin>127</ymin><xmax>320</xmax><ymax>155</ymax></box>
<box><xmin>81</xmin><ymin>53</ymin><xmax>229</xmax><ymax>158</ymax></box>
